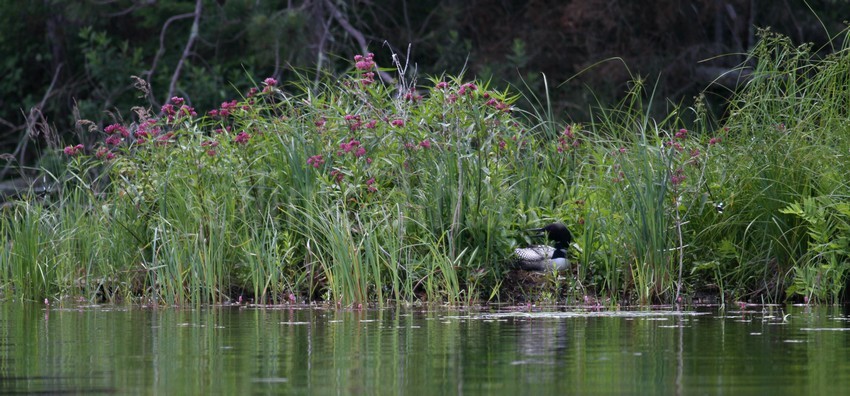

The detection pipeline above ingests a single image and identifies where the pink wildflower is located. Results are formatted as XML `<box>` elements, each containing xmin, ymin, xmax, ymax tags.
<box><xmin>366</xmin><ymin>177</ymin><xmax>377</xmax><ymax>192</ymax></box>
<box><xmin>354</xmin><ymin>147</ymin><xmax>367</xmax><ymax>157</ymax></box>
<box><xmin>436</xmin><ymin>81</ymin><xmax>448</xmax><ymax>90</ymax></box>
<box><xmin>675</xmin><ymin>128</ymin><xmax>687</xmax><ymax>139</ymax></box>
<box><xmin>234</xmin><ymin>131</ymin><xmax>251</xmax><ymax>144</ymax></box>
<box><xmin>63</xmin><ymin>144</ymin><xmax>84</xmax><ymax>156</ymax></box>
<box><xmin>709</xmin><ymin>137</ymin><xmax>721</xmax><ymax>145</ymax></box>
<box><xmin>458</xmin><ymin>83</ymin><xmax>477</xmax><ymax>96</ymax></box>
<box><xmin>354</xmin><ymin>53</ymin><xmax>375</xmax><ymax>70</ymax></box>
<box><xmin>307</xmin><ymin>155</ymin><xmax>325</xmax><ymax>168</ymax></box>
<box><xmin>391</xmin><ymin>119</ymin><xmax>405</xmax><ymax>127</ymax></box>
<box><xmin>419</xmin><ymin>139</ymin><xmax>431</xmax><ymax>149</ymax></box>
<box><xmin>263</xmin><ymin>77</ymin><xmax>278</xmax><ymax>86</ymax></box>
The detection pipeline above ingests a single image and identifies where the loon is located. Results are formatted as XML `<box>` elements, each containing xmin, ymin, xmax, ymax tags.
<box><xmin>514</xmin><ymin>222</ymin><xmax>573</xmax><ymax>271</ymax></box>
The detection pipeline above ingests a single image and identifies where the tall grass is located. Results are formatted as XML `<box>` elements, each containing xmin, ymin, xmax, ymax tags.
<box><xmin>3</xmin><ymin>29</ymin><xmax>850</xmax><ymax>305</ymax></box>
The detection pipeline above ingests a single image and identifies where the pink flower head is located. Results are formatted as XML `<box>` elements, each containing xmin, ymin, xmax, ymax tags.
<box><xmin>354</xmin><ymin>53</ymin><xmax>375</xmax><ymax>70</ymax></box>
<box><xmin>307</xmin><ymin>155</ymin><xmax>325</xmax><ymax>168</ymax></box>
<box><xmin>404</xmin><ymin>92</ymin><xmax>422</xmax><ymax>102</ymax></box>
<box><xmin>675</xmin><ymin>128</ymin><xmax>688</xmax><ymax>139</ymax></box>
<box><xmin>670</xmin><ymin>168</ymin><xmax>686</xmax><ymax>185</ymax></box>
<box><xmin>234</xmin><ymin>131</ymin><xmax>251</xmax><ymax>144</ymax></box>
<box><xmin>665</xmin><ymin>140</ymin><xmax>684</xmax><ymax>152</ymax></box>
<box><xmin>340</xmin><ymin>139</ymin><xmax>360</xmax><ymax>153</ymax></box>
<box><xmin>391</xmin><ymin>119</ymin><xmax>405</xmax><ymax>127</ymax></box>
<box><xmin>315</xmin><ymin>118</ymin><xmax>327</xmax><ymax>128</ymax></box>
<box><xmin>104</xmin><ymin>135</ymin><xmax>122</xmax><ymax>146</ymax></box>
<box><xmin>263</xmin><ymin>77</ymin><xmax>278</xmax><ymax>86</ymax></box>
<box><xmin>419</xmin><ymin>139</ymin><xmax>431</xmax><ymax>149</ymax></box>
<box><xmin>161</xmin><ymin>103</ymin><xmax>175</xmax><ymax>117</ymax></box>
<box><xmin>709</xmin><ymin>137</ymin><xmax>721</xmax><ymax>145</ymax></box>
<box><xmin>170</xmin><ymin>96</ymin><xmax>185</xmax><ymax>106</ymax></box>
<box><xmin>104</xmin><ymin>123</ymin><xmax>129</xmax><ymax>137</ymax></box>
<box><xmin>330</xmin><ymin>169</ymin><xmax>344</xmax><ymax>183</ymax></box>
<box><xmin>365</xmin><ymin>119</ymin><xmax>378</xmax><ymax>129</ymax></box>
<box><xmin>354</xmin><ymin>147</ymin><xmax>367</xmax><ymax>157</ymax></box>
<box><xmin>436</xmin><ymin>81</ymin><xmax>448</xmax><ymax>90</ymax></box>
<box><xmin>63</xmin><ymin>144</ymin><xmax>84</xmax><ymax>156</ymax></box>
<box><xmin>366</xmin><ymin>177</ymin><xmax>377</xmax><ymax>192</ymax></box>
<box><xmin>458</xmin><ymin>83</ymin><xmax>477</xmax><ymax>96</ymax></box>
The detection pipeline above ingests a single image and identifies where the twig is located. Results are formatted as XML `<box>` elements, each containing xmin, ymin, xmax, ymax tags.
<box><xmin>323</xmin><ymin>0</ymin><xmax>394</xmax><ymax>83</ymax></box>
<box><xmin>166</xmin><ymin>0</ymin><xmax>202</xmax><ymax>105</ymax></box>
<box><xmin>144</xmin><ymin>11</ymin><xmax>196</xmax><ymax>107</ymax></box>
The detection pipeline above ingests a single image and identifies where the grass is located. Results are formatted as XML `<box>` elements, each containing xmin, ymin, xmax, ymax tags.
<box><xmin>2</xmin><ymin>29</ymin><xmax>850</xmax><ymax>306</ymax></box>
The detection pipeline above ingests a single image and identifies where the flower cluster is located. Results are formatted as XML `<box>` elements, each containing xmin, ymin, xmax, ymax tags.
<box><xmin>670</xmin><ymin>168</ymin><xmax>686</xmax><ymax>186</ymax></box>
<box><xmin>104</xmin><ymin>123</ymin><xmax>129</xmax><ymax>146</ymax></box>
<box><xmin>262</xmin><ymin>77</ymin><xmax>277</xmax><ymax>93</ymax></box>
<box><xmin>209</xmin><ymin>100</ymin><xmax>241</xmax><ymax>118</ymax></box>
<box><xmin>63</xmin><ymin>144</ymin><xmax>84</xmax><ymax>156</ymax></box>
<box><xmin>201</xmin><ymin>140</ymin><xmax>219</xmax><ymax>156</ymax></box>
<box><xmin>339</xmin><ymin>138</ymin><xmax>366</xmax><ymax>157</ymax></box>
<box><xmin>161</xmin><ymin>97</ymin><xmax>197</xmax><ymax>123</ymax></box>
<box><xmin>134</xmin><ymin>119</ymin><xmax>162</xmax><ymax>144</ymax></box>
<box><xmin>354</xmin><ymin>53</ymin><xmax>375</xmax><ymax>71</ymax></box>
<box><xmin>458</xmin><ymin>82</ymin><xmax>477</xmax><ymax>96</ymax></box>
<box><xmin>344</xmin><ymin>114</ymin><xmax>362</xmax><ymax>130</ymax></box>
<box><xmin>234</xmin><ymin>131</ymin><xmax>251</xmax><ymax>144</ymax></box>
<box><xmin>95</xmin><ymin>146</ymin><xmax>115</xmax><ymax>160</ymax></box>
<box><xmin>307</xmin><ymin>155</ymin><xmax>325</xmax><ymax>168</ymax></box>
<box><xmin>557</xmin><ymin>125</ymin><xmax>581</xmax><ymax>152</ymax></box>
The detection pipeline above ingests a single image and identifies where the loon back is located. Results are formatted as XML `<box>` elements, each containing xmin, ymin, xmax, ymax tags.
<box><xmin>514</xmin><ymin>245</ymin><xmax>569</xmax><ymax>271</ymax></box>
<box><xmin>513</xmin><ymin>222</ymin><xmax>573</xmax><ymax>271</ymax></box>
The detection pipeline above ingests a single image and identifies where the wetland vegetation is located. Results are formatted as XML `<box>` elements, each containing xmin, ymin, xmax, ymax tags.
<box><xmin>3</xmin><ymin>29</ymin><xmax>850</xmax><ymax>307</ymax></box>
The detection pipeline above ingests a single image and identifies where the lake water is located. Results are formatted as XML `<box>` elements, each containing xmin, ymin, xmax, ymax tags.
<box><xmin>1</xmin><ymin>303</ymin><xmax>849</xmax><ymax>395</ymax></box>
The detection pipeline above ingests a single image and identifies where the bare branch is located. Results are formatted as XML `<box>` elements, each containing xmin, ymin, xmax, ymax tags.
<box><xmin>166</xmin><ymin>0</ymin><xmax>203</xmax><ymax>105</ymax></box>
<box><xmin>323</xmin><ymin>0</ymin><xmax>394</xmax><ymax>83</ymax></box>
<box><xmin>144</xmin><ymin>11</ymin><xmax>196</xmax><ymax>107</ymax></box>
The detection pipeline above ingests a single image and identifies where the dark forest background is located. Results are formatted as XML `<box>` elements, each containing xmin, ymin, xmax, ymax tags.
<box><xmin>2</xmin><ymin>0</ymin><xmax>848</xmax><ymax>171</ymax></box>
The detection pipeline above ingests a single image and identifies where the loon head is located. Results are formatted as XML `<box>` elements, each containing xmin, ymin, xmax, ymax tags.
<box><xmin>528</xmin><ymin>222</ymin><xmax>573</xmax><ymax>247</ymax></box>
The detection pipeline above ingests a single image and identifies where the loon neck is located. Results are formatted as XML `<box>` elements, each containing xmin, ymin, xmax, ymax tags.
<box><xmin>551</xmin><ymin>244</ymin><xmax>567</xmax><ymax>259</ymax></box>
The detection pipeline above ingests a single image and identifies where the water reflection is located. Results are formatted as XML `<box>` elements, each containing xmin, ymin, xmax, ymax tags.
<box><xmin>0</xmin><ymin>304</ymin><xmax>849</xmax><ymax>394</ymax></box>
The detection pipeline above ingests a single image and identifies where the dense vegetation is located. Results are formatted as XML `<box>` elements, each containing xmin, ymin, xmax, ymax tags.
<box><xmin>2</xmin><ymin>28</ymin><xmax>850</xmax><ymax>306</ymax></box>
<box><xmin>3</xmin><ymin>0</ymin><xmax>849</xmax><ymax>167</ymax></box>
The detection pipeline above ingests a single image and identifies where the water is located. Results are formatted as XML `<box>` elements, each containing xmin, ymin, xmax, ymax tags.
<box><xmin>1</xmin><ymin>303</ymin><xmax>850</xmax><ymax>395</ymax></box>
